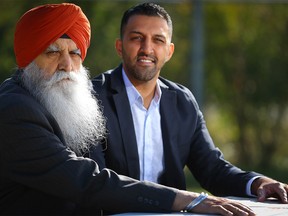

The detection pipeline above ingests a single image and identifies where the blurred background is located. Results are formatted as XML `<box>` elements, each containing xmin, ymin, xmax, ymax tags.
<box><xmin>0</xmin><ymin>0</ymin><xmax>287</xmax><ymax>191</ymax></box>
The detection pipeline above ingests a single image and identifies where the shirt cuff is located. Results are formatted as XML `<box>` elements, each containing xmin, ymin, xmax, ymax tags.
<box><xmin>246</xmin><ymin>176</ymin><xmax>261</xmax><ymax>197</ymax></box>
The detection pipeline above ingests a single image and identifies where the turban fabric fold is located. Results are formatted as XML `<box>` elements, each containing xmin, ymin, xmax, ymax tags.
<box><xmin>14</xmin><ymin>3</ymin><xmax>91</xmax><ymax>68</ymax></box>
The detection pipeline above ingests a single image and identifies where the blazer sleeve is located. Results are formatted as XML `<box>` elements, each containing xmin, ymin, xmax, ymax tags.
<box><xmin>180</xmin><ymin>87</ymin><xmax>262</xmax><ymax>197</ymax></box>
<box><xmin>0</xmin><ymin>88</ymin><xmax>177</xmax><ymax>213</ymax></box>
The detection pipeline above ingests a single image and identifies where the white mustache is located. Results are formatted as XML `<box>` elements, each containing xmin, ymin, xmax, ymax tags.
<box><xmin>50</xmin><ymin>71</ymin><xmax>78</xmax><ymax>83</ymax></box>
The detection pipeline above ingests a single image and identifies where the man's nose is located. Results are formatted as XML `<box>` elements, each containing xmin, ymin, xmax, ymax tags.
<box><xmin>58</xmin><ymin>54</ymin><xmax>73</xmax><ymax>72</ymax></box>
<box><xmin>140</xmin><ymin>39</ymin><xmax>154</xmax><ymax>54</ymax></box>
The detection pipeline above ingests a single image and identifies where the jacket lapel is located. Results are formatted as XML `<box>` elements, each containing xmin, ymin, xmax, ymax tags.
<box><xmin>158</xmin><ymin>80</ymin><xmax>186</xmax><ymax>189</ymax></box>
<box><xmin>110</xmin><ymin>66</ymin><xmax>140</xmax><ymax>179</ymax></box>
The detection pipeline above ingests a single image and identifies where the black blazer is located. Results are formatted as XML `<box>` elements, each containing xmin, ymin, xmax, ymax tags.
<box><xmin>0</xmin><ymin>71</ymin><xmax>177</xmax><ymax>215</ymax></box>
<box><xmin>92</xmin><ymin>64</ymin><xmax>261</xmax><ymax>197</ymax></box>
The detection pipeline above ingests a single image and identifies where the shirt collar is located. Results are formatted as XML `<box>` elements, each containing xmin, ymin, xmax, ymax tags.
<box><xmin>122</xmin><ymin>68</ymin><xmax>162</xmax><ymax>106</ymax></box>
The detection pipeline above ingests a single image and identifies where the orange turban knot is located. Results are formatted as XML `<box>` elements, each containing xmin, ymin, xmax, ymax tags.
<box><xmin>14</xmin><ymin>3</ymin><xmax>91</xmax><ymax>68</ymax></box>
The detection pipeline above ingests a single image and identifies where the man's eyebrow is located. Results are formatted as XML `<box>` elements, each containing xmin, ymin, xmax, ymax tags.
<box><xmin>154</xmin><ymin>34</ymin><xmax>166</xmax><ymax>39</ymax></box>
<box><xmin>46</xmin><ymin>44</ymin><xmax>59</xmax><ymax>52</ymax></box>
<box><xmin>72</xmin><ymin>48</ymin><xmax>81</xmax><ymax>55</ymax></box>
<box><xmin>129</xmin><ymin>30</ymin><xmax>142</xmax><ymax>35</ymax></box>
<box><xmin>45</xmin><ymin>45</ymin><xmax>81</xmax><ymax>55</ymax></box>
<box><xmin>129</xmin><ymin>30</ymin><xmax>166</xmax><ymax>38</ymax></box>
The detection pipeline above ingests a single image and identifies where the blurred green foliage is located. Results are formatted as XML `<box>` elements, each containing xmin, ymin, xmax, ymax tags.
<box><xmin>0</xmin><ymin>0</ymin><xmax>287</xmax><ymax>188</ymax></box>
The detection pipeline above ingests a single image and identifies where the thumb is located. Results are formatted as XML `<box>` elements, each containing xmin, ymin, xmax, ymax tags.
<box><xmin>257</xmin><ymin>187</ymin><xmax>266</xmax><ymax>202</ymax></box>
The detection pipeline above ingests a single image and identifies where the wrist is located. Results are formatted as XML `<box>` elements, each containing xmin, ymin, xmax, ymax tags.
<box><xmin>172</xmin><ymin>191</ymin><xmax>198</xmax><ymax>212</ymax></box>
<box><xmin>251</xmin><ymin>177</ymin><xmax>263</xmax><ymax>195</ymax></box>
<box><xmin>184</xmin><ymin>192</ymin><xmax>208</xmax><ymax>212</ymax></box>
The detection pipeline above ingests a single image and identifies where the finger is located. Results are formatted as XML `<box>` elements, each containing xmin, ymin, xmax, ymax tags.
<box><xmin>278</xmin><ymin>183</ymin><xmax>288</xmax><ymax>203</ymax></box>
<box><xmin>257</xmin><ymin>187</ymin><xmax>267</xmax><ymax>202</ymax></box>
<box><xmin>225</xmin><ymin>205</ymin><xmax>248</xmax><ymax>216</ymax></box>
<box><xmin>259</xmin><ymin>182</ymin><xmax>288</xmax><ymax>203</ymax></box>
<box><xmin>212</xmin><ymin>204</ymin><xmax>254</xmax><ymax>216</ymax></box>
<box><xmin>224</xmin><ymin>203</ymin><xmax>256</xmax><ymax>216</ymax></box>
<box><xmin>231</xmin><ymin>202</ymin><xmax>255</xmax><ymax>214</ymax></box>
<box><xmin>209</xmin><ymin>205</ymin><xmax>233</xmax><ymax>216</ymax></box>
<box><xmin>267</xmin><ymin>182</ymin><xmax>288</xmax><ymax>203</ymax></box>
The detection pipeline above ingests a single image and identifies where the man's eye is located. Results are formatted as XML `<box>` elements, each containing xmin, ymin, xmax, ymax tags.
<box><xmin>131</xmin><ymin>36</ymin><xmax>142</xmax><ymax>41</ymax></box>
<box><xmin>46</xmin><ymin>51</ymin><xmax>59</xmax><ymax>56</ymax></box>
<box><xmin>155</xmin><ymin>38</ymin><xmax>165</xmax><ymax>44</ymax></box>
<box><xmin>70</xmin><ymin>49</ymin><xmax>81</xmax><ymax>57</ymax></box>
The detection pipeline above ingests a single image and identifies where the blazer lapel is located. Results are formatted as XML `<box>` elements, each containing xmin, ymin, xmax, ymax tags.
<box><xmin>110</xmin><ymin>66</ymin><xmax>140</xmax><ymax>179</ymax></box>
<box><xmin>159</xmin><ymin>80</ymin><xmax>186</xmax><ymax>189</ymax></box>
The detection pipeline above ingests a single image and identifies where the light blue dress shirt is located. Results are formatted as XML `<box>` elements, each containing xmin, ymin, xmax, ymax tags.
<box><xmin>122</xmin><ymin>69</ymin><xmax>164</xmax><ymax>183</ymax></box>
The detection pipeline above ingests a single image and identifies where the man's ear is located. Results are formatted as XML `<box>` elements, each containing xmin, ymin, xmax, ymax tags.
<box><xmin>166</xmin><ymin>42</ymin><xmax>175</xmax><ymax>62</ymax></box>
<box><xmin>115</xmin><ymin>38</ymin><xmax>123</xmax><ymax>58</ymax></box>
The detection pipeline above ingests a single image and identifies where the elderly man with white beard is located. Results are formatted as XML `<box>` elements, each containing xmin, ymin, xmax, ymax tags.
<box><xmin>0</xmin><ymin>3</ymin><xmax>258</xmax><ymax>216</ymax></box>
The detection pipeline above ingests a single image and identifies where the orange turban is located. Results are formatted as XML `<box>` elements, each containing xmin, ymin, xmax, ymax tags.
<box><xmin>14</xmin><ymin>3</ymin><xmax>90</xmax><ymax>68</ymax></box>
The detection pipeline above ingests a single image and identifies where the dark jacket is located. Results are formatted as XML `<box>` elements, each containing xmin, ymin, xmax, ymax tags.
<box><xmin>0</xmin><ymin>71</ymin><xmax>177</xmax><ymax>215</ymax></box>
<box><xmin>92</xmin><ymin>64</ymin><xmax>261</xmax><ymax>197</ymax></box>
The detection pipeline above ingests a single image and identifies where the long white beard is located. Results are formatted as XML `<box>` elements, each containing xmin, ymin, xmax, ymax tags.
<box><xmin>21</xmin><ymin>62</ymin><xmax>106</xmax><ymax>155</ymax></box>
